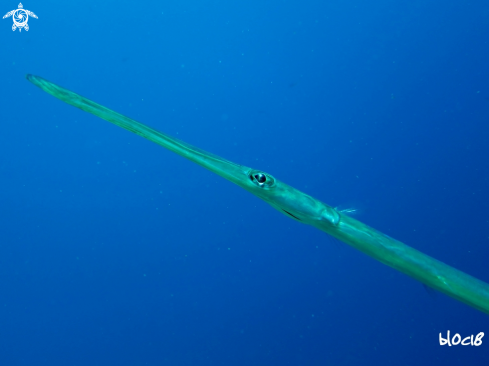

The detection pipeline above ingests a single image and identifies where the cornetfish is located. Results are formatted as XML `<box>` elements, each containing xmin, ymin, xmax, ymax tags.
<box><xmin>26</xmin><ymin>74</ymin><xmax>489</xmax><ymax>315</ymax></box>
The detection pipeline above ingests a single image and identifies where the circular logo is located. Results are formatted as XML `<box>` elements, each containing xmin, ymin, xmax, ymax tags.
<box><xmin>13</xmin><ymin>9</ymin><xmax>28</xmax><ymax>28</ymax></box>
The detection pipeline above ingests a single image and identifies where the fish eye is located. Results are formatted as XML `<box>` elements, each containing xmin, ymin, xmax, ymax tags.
<box><xmin>255</xmin><ymin>173</ymin><xmax>266</xmax><ymax>183</ymax></box>
<box><xmin>249</xmin><ymin>170</ymin><xmax>275</xmax><ymax>188</ymax></box>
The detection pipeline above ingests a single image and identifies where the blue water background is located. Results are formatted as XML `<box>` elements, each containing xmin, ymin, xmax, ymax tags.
<box><xmin>1</xmin><ymin>0</ymin><xmax>488</xmax><ymax>364</ymax></box>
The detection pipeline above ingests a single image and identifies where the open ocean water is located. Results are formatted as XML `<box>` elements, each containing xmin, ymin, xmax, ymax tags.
<box><xmin>1</xmin><ymin>1</ymin><xmax>488</xmax><ymax>365</ymax></box>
